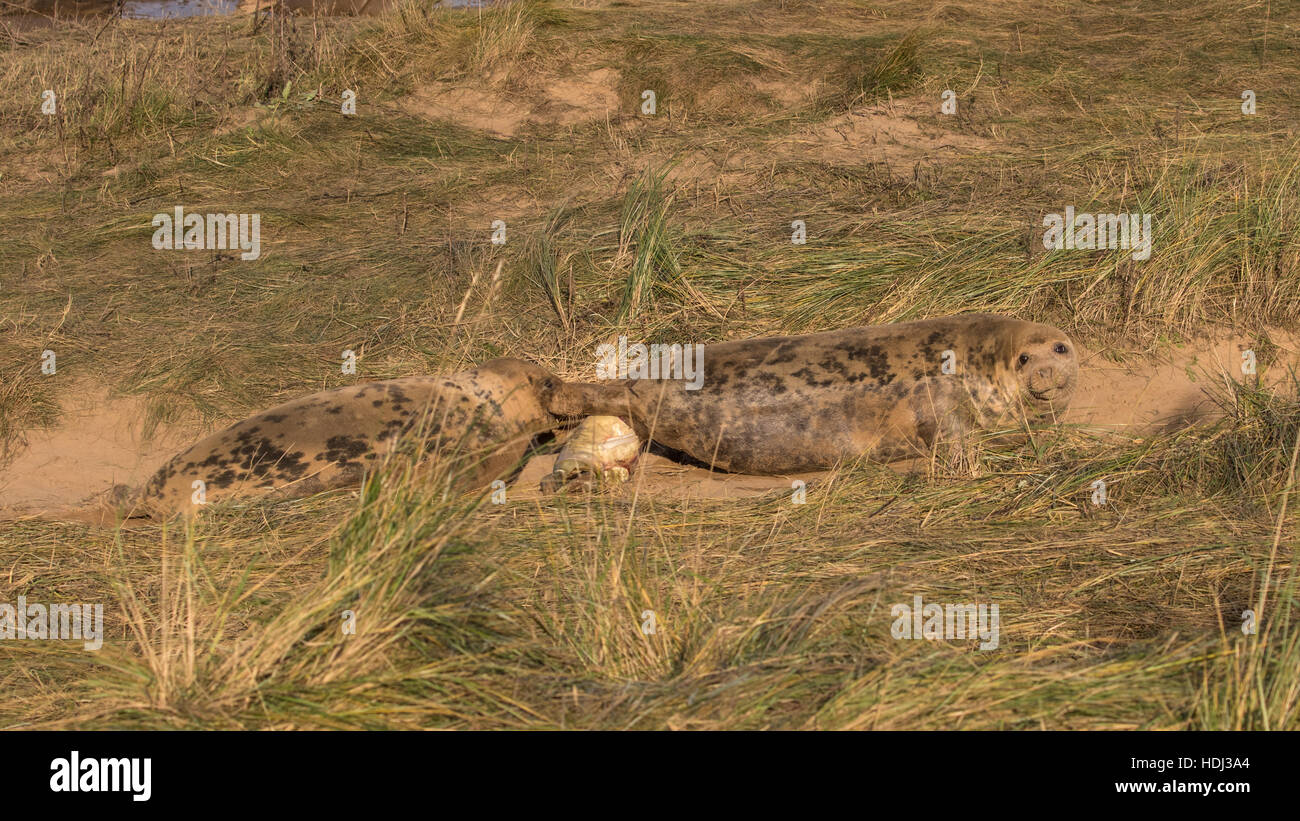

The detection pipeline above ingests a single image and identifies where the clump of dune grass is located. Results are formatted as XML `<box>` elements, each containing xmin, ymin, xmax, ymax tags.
<box><xmin>1195</xmin><ymin>599</ymin><xmax>1300</xmax><ymax>730</ymax></box>
<box><xmin>612</xmin><ymin>31</ymin><xmax>775</xmax><ymax>123</ymax></box>
<box><xmin>951</xmin><ymin>377</ymin><xmax>1300</xmax><ymax>520</ymax></box>
<box><xmin>38</xmin><ymin>448</ymin><xmax>499</xmax><ymax>728</ymax></box>
<box><xmin>616</xmin><ymin>166</ymin><xmax>682</xmax><ymax>322</ymax></box>
<box><xmin>680</xmin><ymin>142</ymin><xmax>1300</xmax><ymax>337</ymax></box>
<box><xmin>383</xmin><ymin>0</ymin><xmax>456</xmax><ymax>44</ymax></box>
<box><xmin>522</xmin><ymin>204</ymin><xmax>576</xmax><ymax>336</ymax></box>
<box><xmin>1151</xmin><ymin>378</ymin><xmax>1300</xmax><ymax>505</ymax></box>
<box><xmin>1193</xmin><ymin>415</ymin><xmax>1300</xmax><ymax>730</ymax></box>
<box><xmin>818</xmin><ymin>30</ymin><xmax>925</xmax><ymax>113</ymax></box>
<box><xmin>0</xmin><ymin>352</ymin><xmax>59</xmax><ymax>465</ymax></box>
<box><xmin>379</xmin><ymin>0</ymin><xmax>569</xmax><ymax>82</ymax></box>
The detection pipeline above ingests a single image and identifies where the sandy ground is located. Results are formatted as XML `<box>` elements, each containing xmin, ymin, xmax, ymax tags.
<box><xmin>0</xmin><ymin>389</ymin><xmax>199</xmax><ymax>519</ymax></box>
<box><xmin>400</xmin><ymin>68</ymin><xmax>622</xmax><ymax>139</ymax></box>
<box><xmin>1065</xmin><ymin>333</ymin><xmax>1295</xmax><ymax>433</ymax></box>
<box><xmin>2</xmin><ymin>326</ymin><xmax>1296</xmax><ymax>523</ymax></box>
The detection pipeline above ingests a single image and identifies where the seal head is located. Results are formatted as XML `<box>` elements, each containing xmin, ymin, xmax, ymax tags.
<box><xmin>1008</xmin><ymin>322</ymin><xmax>1077</xmax><ymax>413</ymax></box>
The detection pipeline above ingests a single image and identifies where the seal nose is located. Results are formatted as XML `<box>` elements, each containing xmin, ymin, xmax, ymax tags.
<box><xmin>1028</xmin><ymin>365</ymin><xmax>1059</xmax><ymax>398</ymax></box>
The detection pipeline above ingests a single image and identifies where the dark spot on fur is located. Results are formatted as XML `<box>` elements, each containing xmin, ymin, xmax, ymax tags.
<box><xmin>323</xmin><ymin>435</ymin><xmax>371</xmax><ymax>467</ymax></box>
<box><xmin>752</xmin><ymin>371</ymin><xmax>789</xmax><ymax>395</ymax></box>
<box><xmin>792</xmin><ymin>367</ymin><xmax>836</xmax><ymax>389</ymax></box>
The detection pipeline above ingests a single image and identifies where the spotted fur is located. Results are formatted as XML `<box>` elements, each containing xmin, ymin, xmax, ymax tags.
<box><xmin>548</xmin><ymin>313</ymin><xmax>1078</xmax><ymax>473</ymax></box>
<box><xmin>134</xmin><ymin>358</ymin><xmax>561</xmax><ymax>517</ymax></box>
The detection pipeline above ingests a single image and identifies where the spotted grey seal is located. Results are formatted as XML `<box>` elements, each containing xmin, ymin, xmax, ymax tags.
<box><xmin>548</xmin><ymin>313</ymin><xmax>1077</xmax><ymax>473</ymax></box>
<box><xmin>134</xmin><ymin>358</ymin><xmax>561</xmax><ymax>517</ymax></box>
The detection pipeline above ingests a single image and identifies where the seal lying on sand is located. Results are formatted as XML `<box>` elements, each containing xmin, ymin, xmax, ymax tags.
<box><xmin>548</xmin><ymin>313</ymin><xmax>1077</xmax><ymax>473</ymax></box>
<box><xmin>134</xmin><ymin>358</ymin><xmax>561</xmax><ymax>518</ymax></box>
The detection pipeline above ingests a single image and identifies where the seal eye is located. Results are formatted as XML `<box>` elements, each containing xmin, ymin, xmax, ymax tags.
<box><xmin>1053</xmin><ymin>343</ymin><xmax>1069</xmax><ymax>355</ymax></box>
<box><xmin>1018</xmin><ymin>353</ymin><xmax>1030</xmax><ymax>366</ymax></box>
